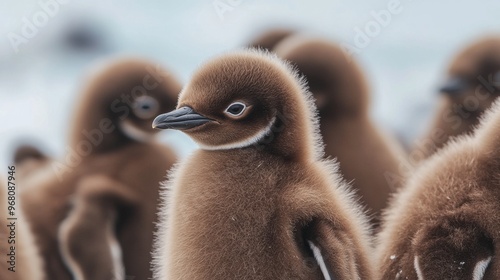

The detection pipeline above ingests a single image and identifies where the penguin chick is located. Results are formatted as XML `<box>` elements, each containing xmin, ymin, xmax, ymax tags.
<box><xmin>0</xmin><ymin>177</ymin><xmax>45</xmax><ymax>280</ymax></box>
<box><xmin>247</xmin><ymin>28</ymin><xmax>295</xmax><ymax>51</ymax></box>
<box><xmin>377</xmin><ymin>99</ymin><xmax>500</xmax><ymax>280</ymax></box>
<box><xmin>20</xmin><ymin>58</ymin><xmax>181</xmax><ymax>280</ymax></box>
<box><xmin>417</xmin><ymin>36</ymin><xmax>500</xmax><ymax>158</ymax></box>
<box><xmin>274</xmin><ymin>36</ymin><xmax>408</xmax><ymax>225</ymax></box>
<box><xmin>152</xmin><ymin>50</ymin><xmax>374</xmax><ymax>279</ymax></box>
<box><xmin>59</xmin><ymin>175</ymin><xmax>138</xmax><ymax>280</ymax></box>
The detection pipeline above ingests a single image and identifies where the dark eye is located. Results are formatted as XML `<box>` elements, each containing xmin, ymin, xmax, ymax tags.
<box><xmin>133</xmin><ymin>95</ymin><xmax>160</xmax><ymax>119</ymax></box>
<box><xmin>225</xmin><ymin>102</ymin><xmax>247</xmax><ymax>117</ymax></box>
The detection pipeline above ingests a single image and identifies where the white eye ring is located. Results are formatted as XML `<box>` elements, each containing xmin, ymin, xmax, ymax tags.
<box><xmin>224</xmin><ymin>102</ymin><xmax>247</xmax><ymax>117</ymax></box>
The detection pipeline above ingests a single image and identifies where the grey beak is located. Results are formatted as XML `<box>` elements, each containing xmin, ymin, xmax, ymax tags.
<box><xmin>152</xmin><ymin>107</ymin><xmax>213</xmax><ymax>130</ymax></box>
<box><xmin>439</xmin><ymin>77</ymin><xmax>468</xmax><ymax>95</ymax></box>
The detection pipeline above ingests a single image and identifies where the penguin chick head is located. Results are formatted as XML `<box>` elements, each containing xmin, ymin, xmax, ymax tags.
<box><xmin>440</xmin><ymin>36</ymin><xmax>500</xmax><ymax>113</ymax></box>
<box><xmin>274</xmin><ymin>35</ymin><xmax>370</xmax><ymax>118</ymax></box>
<box><xmin>153</xmin><ymin>50</ymin><xmax>322</xmax><ymax>160</ymax></box>
<box><xmin>70</xmin><ymin>58</ymin><xmax>181</xmax><ymax>152</ymax></box>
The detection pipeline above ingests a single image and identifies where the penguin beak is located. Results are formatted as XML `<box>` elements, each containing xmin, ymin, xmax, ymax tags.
<box><xmin>152</xmin><ymin>107</ymin><xmax>213</xmax><ymax>130</ymax></box>
<box><xmin>439</xmin><ymin>77</ymin><xmax>468</xmax><ymax>95</ymax></box>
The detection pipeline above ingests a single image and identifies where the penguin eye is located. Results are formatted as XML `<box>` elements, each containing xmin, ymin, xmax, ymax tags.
<box><xmin>224</xmin><ymin>102</ymin><xmax>247</xmax><ymax>117</ymax></box>
<box><xmin>133</xmin><ymin>95</ymin><xmax>160</xmax><ymax>119</ymax></box>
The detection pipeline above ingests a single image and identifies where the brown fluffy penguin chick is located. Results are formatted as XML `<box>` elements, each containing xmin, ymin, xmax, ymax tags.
<box><xmin>274</xmin><ymin>36</ymin><xmax>408</xmax><ymax>225</ymax></box>
<box><xmin>19</xmin><ymin>58</ymin><xmax>180</xmax><ymax>280</ymax></box>
<box><xmin>151</xmin><ymin>50</ymin><xmax>374</xmax><ymax>279</ymax></box>
<box><xmin>0</xmin><ymin>176</ymin><xmax>45</xmax><ymax>280</ymax></box>
<box><xmin>247</xmin><ymin>28</ymin><xmax>295</xmax><ymax>51</ymax></box>
<box><xmin>417</xmin><ymin>36</ymin><xmax>500</xmax><ymax>158</ymax></box>
<box><xmin>376</xmin><ymin>99</ymin><xmax>500</xmax><ymax>280</ymax></box>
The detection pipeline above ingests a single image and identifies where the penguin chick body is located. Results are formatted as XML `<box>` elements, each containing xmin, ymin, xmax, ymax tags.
<box><xmin>417</xmin><ymin>36</ymin><xmax>500</xmax><ymax>158</ymax></box>
<box><xmin>20</xmin><ymin>58</ymin><xmax>180</xmax><ymax>280</ymax></box>
<box><xmin>377</xmin><ymin>99</ymin><xmax>500</xmax><ymax>279</ymax></box>
<box><xmin>0</xmin><ymin>176</ymin><xmax>45</xmax><ymax>280</ymax></box>
<box><xmin>274</xmin><ymin>36</ymin><xmax>408</xmax><ymax>225</ymax></box>
<box><xmin>152</xmin><ymin>50</ymin><xmax>373</xmax><ymax>279</ymax></box>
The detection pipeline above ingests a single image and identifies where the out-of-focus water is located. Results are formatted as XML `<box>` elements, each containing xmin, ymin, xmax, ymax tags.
<box><xmin>1</xmin><ymin>0</ymin><xmax>500</xmax><ymax>165</ymax></box>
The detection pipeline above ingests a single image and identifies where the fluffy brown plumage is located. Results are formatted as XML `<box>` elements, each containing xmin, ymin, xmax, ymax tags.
<box><xmin>274</xmin><ymin>36</ymin><xmax>408</xmax><ymax>225</ymax></box>
<box><xmin>152</xmin><ymin>50</ymin><xmax>374</xmax><ymax>279</ymax></box>
<box><xmin>417</xmin><ymin>36</ymin><xmax>500</xmax><ymax>158</ymax></box>
<box><xmin>377</xmin><ymin>99</ymin><xmax>500</xmax><ymax>279</ymax></box>
<box><xmin>19</xmin><ymin>58</ymin><xmax>180</xmax><ymax>279</ymax></box>
<box><xmin>58</xmin><ymin>175</ymin><xmax>138</xmax><ymax>280</ymax></box>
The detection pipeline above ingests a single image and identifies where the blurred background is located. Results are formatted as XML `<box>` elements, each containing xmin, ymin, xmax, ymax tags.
<box><xmin>1</xmin><ymin>0</ymin><xmax>500</xmax><ymax>165</ymax></box>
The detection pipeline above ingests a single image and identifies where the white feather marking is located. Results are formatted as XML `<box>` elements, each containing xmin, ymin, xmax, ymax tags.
<box><xmin>307</xmin><ymin>240</ymin><xmax>331</xmax><ymax>280</ymax></box>
<box><xmin>196</xmin><ymin>117</ymin><xmax>276</xmax><ymax>150</ymax></box>
<box><xmin>120</xmin><ymin>119</ymin><xmax>154</xmax><ymax>143</ymax></box>
<box><xmin>58</xmin><ymin>209</ymin><xmax>85</xmax><ymax>280</ymax></box>
<box><xmin>106</xmin><ymin>213</ymin><xmax>125</xmax><ymax>280</ymax></box>
<box><xmin>414</xmin><ymin>256</ymin><xmax>425</xmax><ymax>280</ymax></box>
<box><xmin>58</xmin><ymin>204</ymin><xmax>125</xmax><ymax>280</ymax></box>
<box><xmin>472</xmin><ymin>257</ymin><xmax>492</xmax><ymax>280</ymax></box>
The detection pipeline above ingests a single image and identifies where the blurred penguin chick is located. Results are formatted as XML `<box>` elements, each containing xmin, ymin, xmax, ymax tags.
<box><xmin>275</xmin><ymin>35</ymin><xmax>408</xmax><ymax>225</ymax></box>
<box><xmin>416</xmin><ymin>36</ymin><xmax>500</xmax><ymax>158</ymax></box>
<box><xmin>19</xmin><ymin>58</ymin><xmax>181</xmax><ymax>280</ymax></box>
